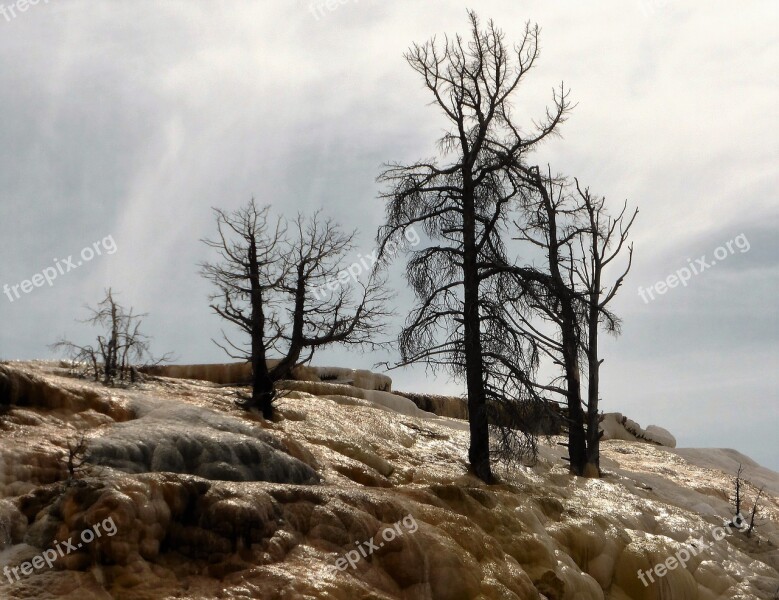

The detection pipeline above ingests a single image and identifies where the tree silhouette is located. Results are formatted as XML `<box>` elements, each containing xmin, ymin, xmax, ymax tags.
<box><xmin>202</xmin><ymin>201</ymin><xmax>389</xmax><ymax>418</ymax></box>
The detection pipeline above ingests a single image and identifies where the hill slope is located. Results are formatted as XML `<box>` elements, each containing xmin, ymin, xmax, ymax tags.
<box><xmin>0</xmin><ymin>361</ymin><xmax>777</xmax><ymax>599</ymax></box>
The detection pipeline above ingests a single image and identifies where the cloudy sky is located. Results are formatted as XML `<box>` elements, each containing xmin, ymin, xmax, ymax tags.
<box><xmin>1</xmin><ymin>1</ymin><xmax>776</xmax><ymax>469</ymax></box>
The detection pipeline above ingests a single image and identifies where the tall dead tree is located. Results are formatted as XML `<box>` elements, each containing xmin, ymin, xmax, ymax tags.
<box><xmin>201</xmin><ymin>201</ymin><xmax>389</xmax><ymax>419</ymax></box>
<box><xmin>510</xmin><ymin>167</ymin><xmax>589</xmax><ymax>474</ymax></box>
<box><xmin>509</xmin><ymin>168</ymin><xmax>635</xmax><ymax>476</ymax></box>
<box><xmin>201</xmin><ymin>202</ymin><xmax>285</xmax><ymax>418</ymax></box>
<box><xmin>574</xmin><ymin>180</ymin><xmax>636</xmax><ymax>473</ymax></box>
<box><xmin>377</xmin><ymin>11</ymin><xmax>569</xmax><ymax>482</ymax></box>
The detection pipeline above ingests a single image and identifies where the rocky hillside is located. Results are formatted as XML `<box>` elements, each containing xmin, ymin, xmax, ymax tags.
<box><xmin>0</xmin><ymin>361</ymin><xmax>777</xmax><ymax>599</ymax></box>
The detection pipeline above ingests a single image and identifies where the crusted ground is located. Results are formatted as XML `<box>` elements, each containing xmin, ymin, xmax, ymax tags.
<box><xmin>0</xmin><ymin>361</ymin><xmax>777</xmax><ymax>599</ymax></box>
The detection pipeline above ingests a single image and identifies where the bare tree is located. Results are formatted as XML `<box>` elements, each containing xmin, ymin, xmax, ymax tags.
<box><xmin>508</xmin><ymin>167</ymin><xmax>590</xmax><ymax>475</ymax></box>
<box><xmin>507</xmin><ymin>169</ymin><xmax>635</xmax><ymax>476</ymax></box>
<box><xmin>732</xmin><ymin>463</ymin><xmax>745</xmax><ymax>518</ymax></box>
<box><xmin>746</xmin><ymin>486</ymin><xmax>765</xmax><ymax>537</ymax></box>
<box><xmin>57</xmin><ymin>344</ymin><xmax>101</xmax><ymax>382</ymax></box>
<box><xmin>201</xmin><ymin>201</ymin><xmax>286</xmax><ymax>418</ymax></box>
<box><xmin>201</xmin><ymin>201</ymin><xmax>389</xmax><ymax>419</ymax></box>
<box><xmin>271</xmin><ymin>213</ymin><xmax>391</xmax><ymax>379</ymax></box>
<box><xmin>52</xmin><ymin>289</ymin><xmax>168</xmax><ymax>385</ymax></box>
<box><xmin>573</xmin><ymin>180</ymin><xmax>636</xmax><ymax>474</ymax></box>
<box><xmin>59</xmin><ymin>433</ymin><xmax>89</xmax><ymax>483</ymax></box>
<box><xmin>730</xmin><ymin>464</ymin><xmax>767</xmax><ymax>537</ymax></box>
<box><xmin>377</xmin><ymin>11</ymin><xmax>569</xmax><ymax>482</ymax></box>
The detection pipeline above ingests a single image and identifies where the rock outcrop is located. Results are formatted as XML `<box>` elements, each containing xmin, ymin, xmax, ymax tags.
<box><xmin>392</xmin><ymin>391</ymin><xmax>469</xmax><ymax>420</ymax></box>
<box><xmin>600</xmin><ymin>412</ymin><xmax>677</xmax><ymax>448</ymax></box>
<box><xmin>139</xmin><ymin>362</ymin><xmax>393</xmax><ymax>392</ymax></box>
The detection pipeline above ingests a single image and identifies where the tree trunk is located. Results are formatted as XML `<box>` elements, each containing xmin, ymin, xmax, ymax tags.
<box><xmin>249</xmin><ymin>238</ymin><xmax>274</xmax><ymax>418</ymax></box>
<box><xmin>268</xmin><ymin>264</ymin><xmax>306</xmax><ymax>383</ymax></box>
<box><xmin>561</xmin><ymin>316</ymin><xmax>587</xmax><ymax>476</ymax></box>
<box><xmin>585</xmin><ymin>298</ymin><xmax>602</xmax><ymax>477</ymax></box>
<box><xmin>251</xmin><ymin>358</ymin><xmax>275</xmax><ymax>419</ymax></box>
<box><xmin>538</xmin><ymin>177</ymin><xmax>588</xmax><ymax>476</ymax></box>
<box><xmin>106</xmin><ymin>297</ymin><xmax>119</xmax><ymax>384</ymax></box>
<box><xmin>462</xmin><ymin>184</ymin><xmax>493</xmax><ymax>483</ymax></box>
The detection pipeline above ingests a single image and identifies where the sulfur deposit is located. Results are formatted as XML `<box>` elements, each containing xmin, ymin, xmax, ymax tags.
<box><xmin>0</xmin><ymin>361</ymin><xmax>777</xmax><ymax>599</ymax></box>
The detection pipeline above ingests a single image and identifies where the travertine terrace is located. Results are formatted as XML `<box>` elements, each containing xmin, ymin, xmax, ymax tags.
<box><xmin>0</xmin><ymin>361</ymin><xmax>777</xmax><ymax>599</ymax></box>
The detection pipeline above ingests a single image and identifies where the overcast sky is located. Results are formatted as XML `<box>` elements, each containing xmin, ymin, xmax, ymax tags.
<box><xmin>1</xmin><ymin>1</ymin><xmax>776</xmax><ymax>469</ymax></box>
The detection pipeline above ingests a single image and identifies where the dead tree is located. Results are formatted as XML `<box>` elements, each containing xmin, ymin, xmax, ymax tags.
<box><xmin>573</xmin><ymin>180</ymin><xmax>636</xmax><ymax>474</ymax></box>
<box><xmin>269</xmin><ymin>213</ymin><xmax>390</xmax><ymax>382</ymax></box>
<box><xmin>57</xmin><ymin>344</ymin><xmax>101</xmax><ymax>382</ymax></box>
<box><xmin>201</xmin><ymin>202</ymin><xmax>285</xmax><ymax>418</ymax></box>
<box><xmin>732</xmin><ymin>463</ymin><xmax>745</xmax><ymax>517</ymax></box>
<box><xmin>201</xmin><ymin>202</ymin><xmax>389</xmax><ymax>419</ymax></box>
<box><xmin>60</xmin><ymin>433</ymin><xmax>89</xmax><ymax>483</ymax></box>
<box><xmin>377</xmin><ymin>11</ymin><xmax>569</xmax><ymax>482</ymax></box>
<box><xmin>747</xmin><ymin>486</ymin><xmax>765</xmax><ymax>537</ymax></box>
<box><xmin>51</xmin><ymin>289</ymin><xmax>168</xmax><ymax>385</ymax></box>
<box><xmin>507</xmin><ymin>170</ymin><xmax>635</xmax><ymax>477</ymax></box>
<box><xmin>509</xmin><ymin>167</ymin><xmax>590</xmax><ymax>475</ymax></box>
<box><xmin>730</xmin><ymin>464</ymin><xmax>766</xmax><ymax>536</ymax></box>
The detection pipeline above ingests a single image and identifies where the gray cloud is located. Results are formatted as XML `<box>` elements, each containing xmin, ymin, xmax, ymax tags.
<box><xmin>1</xmin><ymin>0</ymin><xmax>776</xmax><ymax>469</ymax></box>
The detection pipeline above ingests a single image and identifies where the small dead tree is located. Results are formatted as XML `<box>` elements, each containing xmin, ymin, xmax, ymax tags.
<box><xmin>268</xmin><ymin>212</ymin><xmax>391</xmax><ymax>382</ymax></box>
<box><xmin>731</xmin><ymin>464</ymin><xmax>767</xmax><ymax>537</ymax></box>
<box><xmin>51</xmin><ymin>289</ymin><xmax>170</xmax><ymax>384</ymax></box>
<box><xmin>732</xmin><ymin>463</ymin><xmax>745</xmax><ymax>517</ymax></box>
<box><xmin>60</xmin><ymin>433</ymin><xmax>89</xmax><ymax>482</ymax></box>
<box><xmin>747</xmin><ymin>485</ymin><xmax>765</xmax><ymax>538</ymax></box>
<box><xmin>56</xmin><ymin>345</ymin><xmax>101</xmax><ymax>381</ymax></box>
<box><xmin>201</xmin><ymin>201</ymin><xmax>389</xmax><ymax>419</ymax></box>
